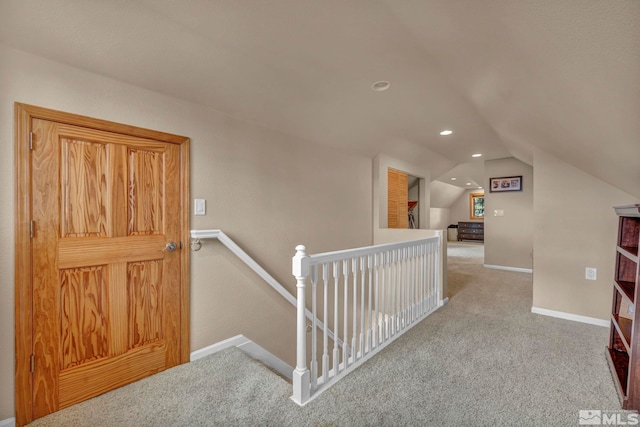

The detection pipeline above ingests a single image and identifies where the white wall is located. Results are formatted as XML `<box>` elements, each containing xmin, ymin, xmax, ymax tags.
<box><xmin>430</xmin><ymin>180</ymin><xmax>465</xmax><ymax>209</ymax></box>
<box><xmin>449</xmin><ymin>189</ymin><xmax>485</xmax><ymax>225</ymax></box>
<box><xmin>373</xmin><ymin>154</ymin><xmax>431</xmax><ymax>230</ymax></box>
<box><xmin>430</xmin><ymin>208</ymin><xmax>450</xmax><ymax>230</ymax></box>
<box><xmin>533</xmin><ymin>148</ymin><xmax>639</xmax><ymax>320</ymax></box>
<box><xmin>484</xmin><ymin>158</ymin><xmax>533</xmax><ymax>270</ymax></box>
<box><xmin>0</xmin><ymin>44</ymin><xmax>379</xmax><ymax>420</ymax></box>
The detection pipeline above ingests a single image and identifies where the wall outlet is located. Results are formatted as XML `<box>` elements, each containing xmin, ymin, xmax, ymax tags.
<box><xmin>585</xmin><ymin>267</ymin><xmax>597</xmax><ymax>281</ymax></box>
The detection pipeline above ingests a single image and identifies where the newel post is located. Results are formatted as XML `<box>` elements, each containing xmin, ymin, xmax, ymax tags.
<box><xmin>292</xmin><ymin>245</ymin><xmax>310</xmax><ymax>404</ymax></box>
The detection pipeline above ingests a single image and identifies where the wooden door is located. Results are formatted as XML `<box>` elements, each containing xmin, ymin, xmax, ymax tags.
<box><xmin>15</xmin><ymin>104</ymin><xmax>190</xmax><ymax>425</ymax></box>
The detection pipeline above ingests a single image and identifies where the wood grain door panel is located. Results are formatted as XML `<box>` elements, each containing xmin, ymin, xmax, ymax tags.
<box><xmin>26</xmin><ymin>115</ymin><xmax>187</xmax><ymax>420</ymax></box>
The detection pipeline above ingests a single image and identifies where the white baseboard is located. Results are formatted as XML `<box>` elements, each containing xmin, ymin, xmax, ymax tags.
<box><xmin>190</xmin><ymin>334</ymin><xmax>293</xmax><ymax>380</ymax></box>
<box><xmin>236</xmin><ymin>341</ymin><xmax>293</xmax><ymax>380</ymax></box>
<box><xmin>531</xmin><ymin>306</ymin><xmax>609</xmax><ymax>327</ymax></box>
<box><xmin>0</xmin><ymin>417</ymin><xmax>15</xmax><ymax>427</ymax></box>
<box><xmin>190</xmin><ymin>334</ymin><xmax>250</xmax><ymax>361</ymax></box>
<box><xmin>484</xmin><ymin>264</ymin><xmax>533</xmax><ymax>274</ymax></box>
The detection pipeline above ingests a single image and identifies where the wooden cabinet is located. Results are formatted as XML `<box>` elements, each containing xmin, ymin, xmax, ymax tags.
<box><xmin>457</xmin><ymin>222</ymin><xmax>484</xmax><ymax>242</ymax></box>
<box><xmin>607</xmin><ymin>204</ymin><xmax>640</xmax><ymax>410</ymax></box>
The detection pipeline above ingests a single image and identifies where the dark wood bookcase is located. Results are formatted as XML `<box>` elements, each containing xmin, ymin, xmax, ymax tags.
<box><xmin>607</xmin><ymin>204</ymin><xmax>640</xmax><ymax>409</ymax></box>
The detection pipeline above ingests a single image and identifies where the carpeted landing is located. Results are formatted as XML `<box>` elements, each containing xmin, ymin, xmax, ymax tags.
<box><xmin>29</xmin><ymin>246</ymin><xmax>622</xmax><ymax>426</ymax></box>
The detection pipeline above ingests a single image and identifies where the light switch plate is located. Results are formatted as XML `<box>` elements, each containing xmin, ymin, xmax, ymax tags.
<box><xmin>585</xmin><ymin>267</ymin><xmax>597</xmax><ymax>281</ymax></box>
<box><xmin>493</xmin><ymin>209</ymin><xmax>504</xmax><ymax>217</ymax></box>
<box><xmin>194</xmin><ymin>199</ymin><xmax>206</xmax><ymax>216</ymax></box>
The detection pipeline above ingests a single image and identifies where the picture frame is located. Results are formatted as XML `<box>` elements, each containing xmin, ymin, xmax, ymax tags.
<box><xmin>489</xmin><ymin>176</ymin><xmax>522</xmax><ymax>193</ymax></box>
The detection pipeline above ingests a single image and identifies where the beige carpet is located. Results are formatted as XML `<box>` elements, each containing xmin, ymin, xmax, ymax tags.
<box><xmin>447</xmin><ymin>241</ymin><xmax>484</xmax><ymax>259</ymax></box>
<box><xmin>29</xmin><ymin>246</ymin><xmax>622</xmax><ymax>426</ymax></box>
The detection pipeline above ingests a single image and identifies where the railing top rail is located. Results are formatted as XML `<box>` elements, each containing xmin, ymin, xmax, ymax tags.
<box><xmin>307</xmin><ymin>235</ymin><xmax>439</xmax><ymax>265</ymax></box>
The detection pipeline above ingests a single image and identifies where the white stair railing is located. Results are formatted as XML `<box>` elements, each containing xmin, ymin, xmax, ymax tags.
<box><xmin>190</xmin><ymin>229</ymin><xmax>344</xmax><ymax>350</ymax></box>
<box><xmin>292</xmin><ymin>235</ymin><xmax>444</xmax><ymax>405</ymax></box>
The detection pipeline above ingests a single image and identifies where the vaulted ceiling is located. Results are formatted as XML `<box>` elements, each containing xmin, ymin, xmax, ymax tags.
<box><xmin>1</xmin><ymin>0</ymin><xmax>638</xmax><ymax>196</ymax></box>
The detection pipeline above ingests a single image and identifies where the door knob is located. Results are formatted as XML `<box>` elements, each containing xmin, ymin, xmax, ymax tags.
<box><xmin>165</xmin><ymin>242</ymin><xmax>177</xmax><ymax>252</ymax></box>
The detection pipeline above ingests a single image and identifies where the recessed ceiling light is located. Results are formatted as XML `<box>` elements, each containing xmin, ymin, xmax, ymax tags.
<box><xmin>439</xmin><ymin>130</ymin><xmax>453</xmax><ymax>136</ymax></box>
<box><xmin>472</xmin><ymin>153</ymin><xmax>482</xmax><ymax>158</ymax></box>
<box><xmin>466</xmin><ymin>182</ymin><xmax>472</xmax><ymax>186</ymax></box>
<box><xmin>371</xmin><ymin>81</ymin><xmax>390</xmax><ymax>91</ymax></box>
<box><xmin>450</xmin><ymin>177</ymin><xmax>457</xmax><ymax>181</ymax></box>
<box><xmin>478</xmin><ymin>187</ymin><xmax>483</xmax><ymax>189</ymax></box>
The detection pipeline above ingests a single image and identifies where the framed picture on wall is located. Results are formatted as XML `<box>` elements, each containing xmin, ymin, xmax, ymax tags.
<box><xmin>489</xmin><ymin>176</ymin><xmax>522</xmax><ymax>193</ymax></box>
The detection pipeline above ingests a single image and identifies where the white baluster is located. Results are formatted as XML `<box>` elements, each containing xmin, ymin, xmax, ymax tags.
<box><xmin>292</xmin><ymin>245</ymin><xmax>310</xmax><ymax>405</ymax></box>
<box><xmin>311</xmin><ymin>266</ymin><xmax>318</xmax><ymax>390</ymax></box>
<box><xmin>391</xmin><ymin>249</ymin><xmax>400</xmax><ymax>336</ymax></box>
<box><xmin>342</xmin><ymin>259</ymin><xmax>349</xmax><ymax>369</ymax></box>
<box><xmin>322</xmin><ymin>263</ymin><xmax>329</xmax><ymax>383</ymax></box>
<box><xmin>407</xmin><ymin>246</ymin><xmax>412</xmax><ymax>324</ymax></box>
<box><xmin>367</xmin><ymin>254</ymin><xmax>373</xmax><ymax>353</ymax></box>
<box><xmin>351</xmin><ymin>258</ymin><xmax>357</xmax><ymax>363</ymax></box>
<box><xmin>382</xmin><ymin>251</ymin><xmax>393</xmax><ymax>341</ymax></box>
<box><xmin>419</xmin><ymin>244</ymin><xmax>425</xmax><ymax>316</ymax></box>
<box><xmin>429</xmin><ymin>242</ymin><xmax>437</xmax><ymax>311</ymax></box>
<box><xmin>398</xmin><ymin>247</ymin><xmax>402</xmax><ymax>331</ymax></box>
<box><xmin>425</xmin><ymin>243</ymin><xmax>430</xmax><ymax>311</ymax></box>
<box><xmin>417</xmin><ymin>245</ymin><xmax>422</xmax><ymax>317</ymax></box>
<box><xmin>383</xmin><ymin>251</ymin><xmax>389</xmax><ymax>341</ymax></box>
<box><xmin>411</xmin><ymin>245</ymin><xmax>416</xmax><ymax>321</ymax></box>
<box><xmin>414</xmin><ymin>245</ymin><xmax>420</xmax><ymax>317</ymax></box>
<box><xmin>333</xmin><ymin>261</ymin><xmax>340</xmax><ymax>375</ymax></box>
<box><xmin>396</xmin><ymin>249</ymin><xmax>400</xmax><ymax>332</ymax></box>
<box><xmin>359</xmin><ymin>256</ymin><xmax>365</xmax><ymax>358</ymax></box>
<box><xmin>400</xmin><ymin>248</ymin><xmax>409</xmax><ymax>328</ymax></box>
<box><xmin>433</xmin><ymin>241</ymin><xmax>438</xmax><ymax>309</ymax></box>
<box><xmin>425</xmin><ymin>243</ymin><xmax>430</xmax><ymax>312</ymax></box>
<box><xmin>433</xmin><ymin>238</ymin><xmax>443</xmax><ymax>309</ymax></box>
<box><xmin>436</xmin><ymin>238</ymin><xmax>441</xmax><ymax>304</ymax></box>
<box><xmin>404</xmin><ymin>247</ymin><xmax>413</xmax><ymax>328</ymax></box>
<box><xmin>407</xmin><ymin>246</ymin><xmax>412</xmax><ymax>325</ymax></box>
<box><xmin>415</xmin><ymin>245</ymin><xmax>420</xmax><ymax>317</ymax></box>
<box><xmin>392</xmin><ymin>250</ymin><xmax>396</xmax><ymax>331</ymax></box>
<box><xmin>373</xmin><ymin>253</ymin><xmax>379</xmax><ymax>347</ymax></box>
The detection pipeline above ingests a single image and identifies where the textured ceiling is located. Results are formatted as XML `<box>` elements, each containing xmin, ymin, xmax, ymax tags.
<box><xmin>0</xmin><ymin>0</ymin><xmax>638</xmax><ymax>196</ymax></box>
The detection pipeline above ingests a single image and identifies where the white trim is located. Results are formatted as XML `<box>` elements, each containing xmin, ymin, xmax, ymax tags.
<box><xmin>190</xmin><ymin>334</ymin><xmax>249</xmax><ymax>361</ymax></box>
<box><xmin>531</xmin><ymin>306</ymin><xmax>609</xmax><ymax>327</ymax></box>
<box><xmin>0</xmin><ymin>418</ymin><xmax>15</xmax><ymax>427</ymax></box>
<box><xmin>484</xmin><ymin>264</ymin><xmax>533</xmax><ymax>274</ymax></box>
<box><xmin>190</xmin><ymin>335</ymin><xmax>294</xmax><ymax>380</ymax></box>
<box><xmin>236</xmin><ymin>341</ymin><xmax>293</xmax><ymax>380</ymax></box>
<box><xmin>309</xmin><ymin>236</ymin><xmax>439</xmax><ymax>264</ymax></box>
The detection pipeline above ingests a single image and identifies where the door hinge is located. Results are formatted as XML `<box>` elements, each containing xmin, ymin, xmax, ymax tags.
<box><xmin>29</xmin><ymin>132</ymin><xmax>33</xmax><ymax>150</ymax></box>
<box><xmin>30</xmin><ymin>220</ymin><xmax>34</xmax><ymax>238</ymax></box>
<box><xmin>30</xmin><ymin>354</ymin><xmax>34</xmax><ymax>373</ymax></box>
